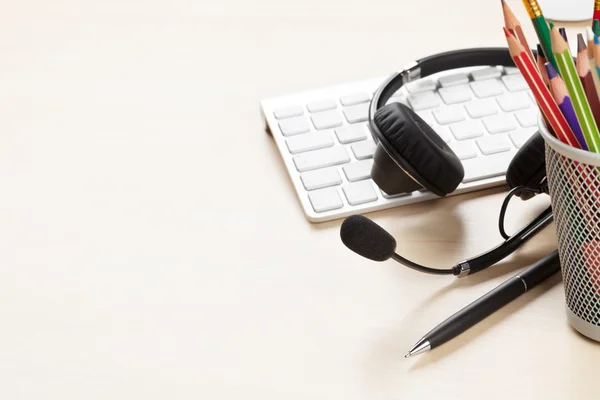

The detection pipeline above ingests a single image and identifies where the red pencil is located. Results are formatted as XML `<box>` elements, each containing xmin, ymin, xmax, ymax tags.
<box><xmin>504</xmin><ymin>28</ymin><xmax>580</xmax><ymax>148</ymax></box>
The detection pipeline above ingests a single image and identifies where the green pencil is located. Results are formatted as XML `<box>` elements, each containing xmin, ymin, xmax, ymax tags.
<box><xmin>551</xmin><ymin>27</ymin><xmax>600</xmax><ymax>153</ymax></box>
<box><xmin>521</xmin><ymin>0</ymin><xmax>558</xmax><ymax>71</ymax></box>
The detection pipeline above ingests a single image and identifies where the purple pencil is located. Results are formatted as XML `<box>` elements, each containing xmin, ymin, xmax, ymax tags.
<box><xmin>546</xmin><ymin>62</ymin><xmax>589</xmax><ymax>150</ymax></box>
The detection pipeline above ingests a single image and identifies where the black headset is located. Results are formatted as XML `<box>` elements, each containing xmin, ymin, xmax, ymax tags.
<box><xmin>369</xmin><ymin>48</ymin><xmax>548</xmax><ymax>199</ymax></box>
<box><xmin>342</xmin><ymin>48</ymin><xmax>553</xmax><ymax>277</ymax></box>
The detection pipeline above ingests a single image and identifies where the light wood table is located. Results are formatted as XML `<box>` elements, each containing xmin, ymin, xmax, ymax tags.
<box><xmin>0</xmin><ymin>0</ymin><xmax>597</xmax><ymax>398</ymax></box>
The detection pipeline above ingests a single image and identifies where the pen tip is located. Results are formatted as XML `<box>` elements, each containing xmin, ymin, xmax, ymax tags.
<box><xmin>404</xmin><ymin>352</ymin><xmax>411</xmax><ymax>358</ymax></box>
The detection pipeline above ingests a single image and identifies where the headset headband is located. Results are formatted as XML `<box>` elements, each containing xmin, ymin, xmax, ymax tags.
<box><xmin>370</xmin><ymin>48</ymin><xmax>516</xmax><ymax>113</ymax></box>
<box><xmin>367</xmin><ymin>47</ymin><xmax>522</xmax><ymax>195</ymax></box>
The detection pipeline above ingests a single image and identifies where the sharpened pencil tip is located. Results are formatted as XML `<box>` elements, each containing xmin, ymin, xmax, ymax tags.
<box><xmin>559</xmin><ymin>27</ymin><xmax>568</xmax><ymax>42</ymax></box>
<box><xmin>537</xmin><ymin>44</ymin><xmax>545</xmax><ymax>58</ymax></box>
<box><xmin>578</xmin><ymin>33</ymin><xmax>587</xmax><ymax>52</ymax></box>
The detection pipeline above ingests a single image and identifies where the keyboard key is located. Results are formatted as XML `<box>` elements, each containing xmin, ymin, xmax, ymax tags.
<box><xmin>311</xmin><ymin>110</ymin><xmax>343</xmax><ymax>130</ymax></box>
<box><xmin>504</xmin><ymin>67</ymin><xmax>520</xmax><ymax>75</ymax></box>
<box><xmin>293</xmin><ymin>147</ymin><xmax>350</xmax><ymax>172</ymax></box>
<box><xmin>476</xmin><ymin>135</ymin><xmax>512</xmax><ymax>155</ymax></box>
<box><xmin>450</xmin><ymin>120</ymin><xmax>484</xmax><ymax>140</ymax></box>
<box><xmin>439</xmin><ymin>73</ymin><xmax>469</xmax><ymax>87</ymax></box>
<box><xmin>470</xmin><ymin>79</ymin><xmax>504</xmax><ymax>98</ymax></box>
<box><xmin>301</xmin><ymin>167</ymin><xmax>342</xmax><ymax>191</ymax></box>
<box><xmin>343</xmin><ymin>103</ymin><xmax>370</xmax><ymax>123</ymax></box>
<box><xmin>515</xmin><ymin>109</ymin><xmax>539</xmax><ymax>128</ymax></box>
<box><xmin>340</xmin><ymin>93</ymin><xmax>369</xmax><ymax>106</ymax></box>
<box><xmin>279</xmin><ymin>116</ymin><xmax>311</xmax><ymax>136</ymax></box>
<box><xmin>408</xmin><ymin>91</ymin><xmax>440</xmax><ymax>111</ymax></box>
<box><xmin>502</xmin><ymin>74</ymin><xmax>529</xmax><ymax>92</ymax></box>
<box><xmin>483</xmin><ymin>114</ymin><xmax>517</xmax><ymax>134</ymax></box>
<box><xmin>381</xmin><ymin>190</ymin><xmax>411</xmax><ymax>199</ymax></box>
<box><xmin>433</xmin><ymin>105</ymin><xmax>466</xmax><ymax>125</ymax></box>
<box><xmin>450</xmin><ymin>141</ymin><xmax>478</xmax><ymax>160</ymax></box>
<box><xmin>462</xmin><ymin>151</ymin><xmax>514</xmax><ymax>183</ymax></box>
<box><xmin>435</xmin><ymin>126</ymin><xmax>452</xmax><ymax>143</ymax></box>
<box><xmin>417</xmin><ymin>111</ymin><xmax>436</xmax><ymax>126</ymax></box>
<box><xmin>308</xmin><ymin>187</ymin><xmax>344</xmax><ymax>213</ymax></box>
<box><xmin>405</xmin><ymin>79</ymin><xmax>437</xmax><ymax>94</ymax></box>
<box><xmin>387</xmin><ymin>95</ymin><xmax>408</xmax><ymax>106</ymax></box>
<box><xmin>274</xmin><ymin>105</ymin><xmax>303</xmax><ymax>119</ymax></box>
<box><xmin>343</xmin><ymin>181</ymin><xmax>378</xmax><ymax>206</ymax></box>
<box><xmin>438</xmin><ymin>85</ymin><xmax>472</xmax><ymax>104</ymax></box>
<box><xmin>335</xmin><ymin>124</ymin><xmax>368</xmax><ymax>144</ymax></box>
<box><xmin>510</xmin><ymin>129</ymin><xmax>537</xmax><ymax>148</ymax></box>
<box><xmin>286</xmin><ymin>131</ymin><xmax>334</xmax><ymax>154</ymax></box>
<box><xmin>465</xmin><ymin>99</ymin><xmax>498</xmax><ymax>118</ymax></box>
<box><xmin>343</xmin><ymin>160</ymin><xmax>374</xmax><ymax>182</ymax></box>
<box><xmin>496</xmin><ymin>92</ymin><xmax>531</xmax><ymax>112</ymax></box>
<box><xmin>471</xmin><ymin>67</ymin><xmax>502</xmax><ymax>81</ymax></box>
<box><xmin>307</xmin><ymin>99</ymin><xmax>337</xmax><ymax>113</ymax></box>
<box><xmin>351</xmin><ymin>141</ymin><xmax>376</xmax><ymax>159</ymax></box>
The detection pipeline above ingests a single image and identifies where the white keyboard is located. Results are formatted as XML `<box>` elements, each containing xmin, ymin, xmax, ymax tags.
<box><xmin>260</xmin><ymin>66</ymin><xmax>539</xmax><ymax>223</ymax></box>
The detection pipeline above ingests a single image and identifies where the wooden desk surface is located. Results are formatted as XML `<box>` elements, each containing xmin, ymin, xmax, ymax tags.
<box><xmin>0</xmin><ymin>0</ymin><xmax>597</xmax><ymax>398</ymax></box>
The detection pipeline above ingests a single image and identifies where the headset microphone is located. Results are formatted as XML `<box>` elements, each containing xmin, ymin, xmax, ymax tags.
<box><xmin>340</xmin><ymin>215</ymin><xmax>457</xmax><ymax>276</ymax></box>
<box><xmin>340</xmin><ymin>210</ymin><xmax>553</xmax><ymax>278</ymax></box>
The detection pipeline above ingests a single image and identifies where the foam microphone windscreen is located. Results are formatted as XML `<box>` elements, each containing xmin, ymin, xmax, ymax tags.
<box><xmin>340</xmin><ymin>215</ymin><xmax>397</xmax><ymax>262</ymax></box>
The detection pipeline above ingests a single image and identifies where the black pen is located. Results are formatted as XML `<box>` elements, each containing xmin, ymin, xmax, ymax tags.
<box><xmin>405</xmin><ymin>250</ymin><xmax>561</xmax><ymax>357</ymax></box>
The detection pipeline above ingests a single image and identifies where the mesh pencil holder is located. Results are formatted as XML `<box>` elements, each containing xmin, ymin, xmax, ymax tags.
<box><xmin>540</xmin><ymin>117</ymin><xmax>600</xmax><ymax>341</ymax></box>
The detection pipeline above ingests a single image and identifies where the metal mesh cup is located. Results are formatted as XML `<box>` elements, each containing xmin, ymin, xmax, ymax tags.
<box><xmin>540</xmin><ymin>118</ymin><xmax>600</xmax><ymax>341</ymax></box>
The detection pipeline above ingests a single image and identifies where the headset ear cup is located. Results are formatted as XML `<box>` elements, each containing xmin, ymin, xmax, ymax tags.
<box><xmin>506</xmin><ymin>131</ymin><xmax>546</xmax><ymax>200</ymax></box>
<box><xmin>373</xmin><ymin>102</ymin><xmax>464</xmax><ymax>196</ymax></box>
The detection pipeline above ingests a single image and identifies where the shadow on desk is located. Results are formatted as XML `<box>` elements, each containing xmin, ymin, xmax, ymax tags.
<box><xmin>362</xmin><ymin>239</ymin><xmax>558</xmax><ymax>383</ymax></box>
<box><xmin>407</xmin><ymin>270</ymin><xmax>563</xmax><ymax>370</ymax></box>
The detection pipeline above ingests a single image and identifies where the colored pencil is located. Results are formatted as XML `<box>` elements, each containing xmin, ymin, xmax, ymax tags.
<box><xmin>559</xmin><ymin>27</ymin><xmax>568</xmax><ymax>42</ymax></box>
<box><xmin>577</xmin><ymin>34</ymin><xmax>600</xmax><ymax>126</ymax></box>
<box><xmin>536</xmin><ymin>44</ymin><xmax>550</xmax><ymax>86</ymax></box>
<box><xmin>595</xmin><ymin>0</ymin><xmax>600</xmax><ymax>36</ymax></box>
<box><xmin>586</xmin><ymin>27</ymin><xmax>600</xmax><ymax>97</ymax></box>
<box><xmin>551</xmin><ymin>26</ymin><xmax>600</xmax><ymax>152</ymax></box>
<box><xmin>504</xmin><ymin>28</ymin><xmax>579</xmax><ymax>148</ymax></box>
<box><xmin>501</xmin><ymin>0</ymin><xmax>536</xmax><ymax>64</ymax></box>
<box><xmin>592</xmin><ymin>34</ymin><xmax>600</xmax><ymax>89</ymax></box>
<box><xmin>546</xmin><ymin>63</ymin><xmax>588</xmax><ymax>150</ymax></box>
<box><xmin>521</xmin><ymin>0</ymin><xmax>558</xmax><ymax>70</ymax></box>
